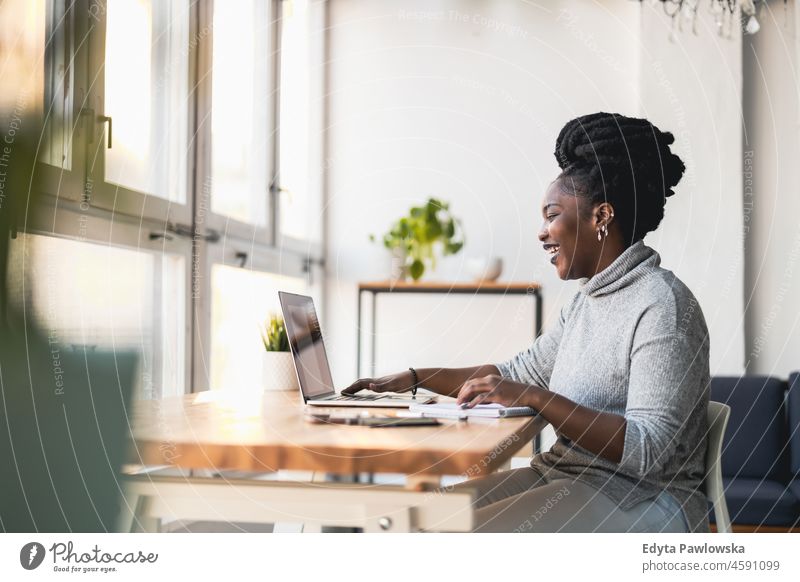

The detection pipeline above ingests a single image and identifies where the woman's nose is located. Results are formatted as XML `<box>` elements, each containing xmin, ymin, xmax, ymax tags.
<box><xmin>537</xmin><ymin>222</ymin><xmax>548</xmax><ymax>242</ymax></box>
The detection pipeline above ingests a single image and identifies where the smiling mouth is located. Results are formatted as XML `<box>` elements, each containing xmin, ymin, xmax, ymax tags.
<box><xmin>543</xmin><ymin>244</ymin><xmax>560</xmax><ymax>265</ymax></box>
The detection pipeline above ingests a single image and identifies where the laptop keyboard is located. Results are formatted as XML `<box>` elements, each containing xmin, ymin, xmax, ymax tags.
<box><xmin>328</xmin><ymin>394</ymin><xmax>385</xmax><ymax>401</ymax></box>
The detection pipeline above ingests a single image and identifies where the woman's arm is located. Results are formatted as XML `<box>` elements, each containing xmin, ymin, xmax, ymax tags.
<box><xmin>342</xmin><ymin>365</ymin><xmax>500</xmax><ymax>398</ymax></box>
<box><xmin>528</xmin><ymin>386</ymin><xmax>626</xmax><ymax>463</ymax></box>
<box><xmin>455</xmin><ymin>376</ymin><xmax>626</xmax><ymax>464</ymax></box>
<box><xmin>415</xmin><ymin>366</ymin><xmax>501</xmax><ymax>398</ymax></box>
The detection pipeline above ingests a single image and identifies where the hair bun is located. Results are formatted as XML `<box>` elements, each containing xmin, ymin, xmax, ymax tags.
<box><xmin>554</xmin><ymin>112</ymin><xmax>686</xmax><ymax>242</ymax></box>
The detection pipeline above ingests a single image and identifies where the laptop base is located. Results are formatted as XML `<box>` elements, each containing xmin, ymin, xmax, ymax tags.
<box><xmin>306</xmin><ymin>394</ymin><xmax>434</xmax><ymax>408</ymax></box>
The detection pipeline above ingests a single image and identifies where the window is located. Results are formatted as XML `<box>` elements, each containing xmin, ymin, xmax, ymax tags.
<box><xmin>87</xmin><ymin>0</ymin><xmax>192</xmax><ymax>220</ymax></box>
<box><xmin>41</xmin><ymin>0</ymin><xmax>73</xmax><ymax>171</ymax></box>
<box><xmin>39</xmin><ymin>0</ymin><xmax>87</xmax><ymax>201</ymax></box>
<box><xmin>210</xmin><ymin>0</ymin><xmax>270</xmax><ymax>227</ymax></box>
<box><xmin>25</xmin><ymin>0</ymin><xmax>326</xmax><ymax>398</ymax></box>
<box><xmin>7</xmin><ymin>233</ymin><xmax>186</xmax><ymax>400</ymax></box>
<box><xmin>101</xmin><ymin>0</ymin><xmax>190</xmax><ymax>204</ymax></box>
<box><xmin>277</xmin><ymin>0</ymin><xmax>325</xmax><ymax>247</ymax></box>
<box><xmin>209</xmin><ymin>266</ymin><xmax>306</xmax><ymax>390</ymax></box>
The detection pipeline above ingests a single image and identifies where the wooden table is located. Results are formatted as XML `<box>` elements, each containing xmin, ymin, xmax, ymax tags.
<box><xmin>356</xmin><ymin>280</ymin><xmax>542</xmax><ymax>377</ymax></box>
<box><xmin>123</xmin><ymin>390</ymin><xmax>547</xmax><ymax>532</ymax></box>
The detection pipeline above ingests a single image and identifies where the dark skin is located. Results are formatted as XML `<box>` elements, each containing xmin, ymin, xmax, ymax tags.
<box><xmin>343</xmin><ymin>177</ymin><xmax>630</xmax><ymax>464</ymax></box>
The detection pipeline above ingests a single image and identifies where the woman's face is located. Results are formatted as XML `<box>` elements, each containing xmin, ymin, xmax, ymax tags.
<box><xmin>538</xmin><ymin>178</ymin><xmax>600</xmax><ymax>280</ymax></box>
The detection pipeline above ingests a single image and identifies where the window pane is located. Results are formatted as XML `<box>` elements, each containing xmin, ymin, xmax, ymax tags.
<box><xmin>103</xmin><ymin>0</ymin><xmax>189</xmax><ymax>202</ymax></box>
<box><xmin>210</xmin><ymin>0</ymin><xmax>269</xmax><ymax>226</ymax></box>
<box><xmin>210</xmin><ymin>265</ymin><xmax>306</xmax><ymax>391</ymax></box>
<box><xmin>278</xmin><ymin>0</ymin><xmax>322</xmax><ymax>242</ymax></box>
<box><xmin>7</xmin><ymin>234</ymin><xmax>186</xmax><ymax>400</ymax></box>
<box><xmin>41</xmin><ymin>0</ymin><xmax>73</xmax><ymax>170</ymax></box>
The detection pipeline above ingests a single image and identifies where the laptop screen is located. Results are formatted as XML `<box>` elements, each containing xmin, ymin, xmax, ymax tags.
<box><xmin>278</xmin><ymin>292</ymin><xmax>335</xmax><ymax>400</ymax></box>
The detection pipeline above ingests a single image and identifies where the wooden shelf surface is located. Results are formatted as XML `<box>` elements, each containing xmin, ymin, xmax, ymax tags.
<box><xmin>358</xmin><ymin>280</ymin><xmax>541</xmax><ymax>293</ymax></box>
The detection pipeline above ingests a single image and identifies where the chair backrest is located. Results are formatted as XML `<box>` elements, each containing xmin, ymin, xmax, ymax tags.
<box><xmin>705</xmin><ymin>401</ymin><xmax>732</xmax><ymax>533</ymax></box>
<box><xmin>0</xmin><ymin>325</ymin><xmax>137</xmax><ymax>532</ymax></box>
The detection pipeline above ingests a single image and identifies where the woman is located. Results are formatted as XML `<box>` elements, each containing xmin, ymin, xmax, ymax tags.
<box><xmin>344</xmin><ymin>112</ymin><xmax>710</xmax><ymax>533</ymax></box>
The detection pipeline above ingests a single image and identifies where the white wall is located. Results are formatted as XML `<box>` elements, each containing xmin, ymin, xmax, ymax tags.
<box><xmin>325</xmin><ymin>0</ymin><xmax>760</xmax><ymax>387</ymax></box>
<box><xmin>324</xmin><ymin>0</ymin><xmax>641</xmax><ymax>387</ymax></box>
<box><xmin>638</xmin><ymin>3</ymin><xmax>745</xmax><ymax>375</ymax></box>
<box><xmin>742</xmin><ymin>0</ymin><xmax>800</xmax><ymax>377</ymax></box>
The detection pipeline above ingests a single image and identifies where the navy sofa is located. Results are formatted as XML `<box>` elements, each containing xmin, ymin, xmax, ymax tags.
<box><xmin>709</xmin><ymin>373</ymin><xmax>800</xmax><ymax>529</ymax></box>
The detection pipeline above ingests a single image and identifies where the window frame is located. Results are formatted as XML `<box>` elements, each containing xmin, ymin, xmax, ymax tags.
<box><xmin>37</xmin><ymin>0</ymin><xmax>90</xmax><ymax>204</ymax></box>
<box><xmin>196</xmin><ymin>0</ymin><xmax>277</xmax><ymax>244</ymax></box>
<box><xmin>81</xmin><ymin>0</ymin><xmax>195</xmax><ymax>226</ymax></box>
<box><xmin>274</xmin><ymin>0</ymin><xmax>326</xmax><ymax>258</ymax></box>
<box><xmin>25</xmin><ymin>0</ymin><xmax>326</xmax><ymax>397</ymax></box>
<box><xmin>18</xmin><ymin>194</ymin><xmax>195</xmax><ymax>398</ymax></box>
<box><xmin>195</xmin><ymin>235</ymin><xmax>313</xmax><ymax>391</ymax></box>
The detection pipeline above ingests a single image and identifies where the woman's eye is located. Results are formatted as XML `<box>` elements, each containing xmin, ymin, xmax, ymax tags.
<box><xmin>546</xmin><ymin>214</ymin><xmax>558</xmax><ymax>221</ymax></box>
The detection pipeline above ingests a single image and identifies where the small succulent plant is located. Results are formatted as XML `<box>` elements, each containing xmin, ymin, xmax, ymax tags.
<box><xmin>260</xmin><ymin>314</ymin><xmax>289</xmax><ymax>352</ymax></box>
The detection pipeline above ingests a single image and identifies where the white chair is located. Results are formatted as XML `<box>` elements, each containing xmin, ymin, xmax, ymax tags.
<box><xmin>705</xmin><ymin>401</ymin><xmax>732</xmax><ymax>533</ymax></box>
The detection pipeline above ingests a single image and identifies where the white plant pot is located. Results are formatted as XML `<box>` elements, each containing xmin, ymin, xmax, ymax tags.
<box><xmin>466</xmin><ymin>257</ymin><xmax>503</xmax><ymax>283</ymax></box>
<box><xmin>261</xmin><ymin>351</ymin><xmax>300</xmax><ymax>392</ymax></box>
<box><xmin>389</xmin><ymin>247</ymin><xmax>408</xmax><ymax>281</ymax></box>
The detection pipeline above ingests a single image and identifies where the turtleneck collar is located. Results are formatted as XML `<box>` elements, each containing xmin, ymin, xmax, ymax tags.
<box><xmin>578</xmin><ymin>240</ymin><xmax>661</xmax><ymax>297</ymax></box>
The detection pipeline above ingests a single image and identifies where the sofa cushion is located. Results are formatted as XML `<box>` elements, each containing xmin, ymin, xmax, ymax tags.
<box><xmin>710</xmin><ymin>376</ymin><xmax>789</xmax><ymax>480</ymax></box>
<box><xmin>719</xmin><ymin>477</ymin><xmax>800</xmax><ymax>527</ymax></box>
<box><xmin>789</xmin><ymin>481</ymin><xmax>800</xmax><ymax>515</ymax></box>
<box><xmin>788</xmin><ymin>373</ymin><xmax>800</xmax><ymax>476</ymax></box>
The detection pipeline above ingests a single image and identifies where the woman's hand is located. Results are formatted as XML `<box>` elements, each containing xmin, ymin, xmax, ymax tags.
<box><xmin>341</xmin><ymin>370</ymin><xmax>415</xmax><ymax>395</ymax></box>
<box><xmin>455</xmin><ymin>375</ymin><xmax>538</xmax><ymax>409</ymax></box>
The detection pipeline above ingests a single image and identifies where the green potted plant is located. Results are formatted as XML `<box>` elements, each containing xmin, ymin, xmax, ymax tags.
<box><xmin>259</xmin><ymin>314</ymin><xmax>299</xmax><ymax>392</ymax></box>
<box><xmin>371</xmin><ymin>197</ymin><xmax>465</xmax><ymax>281</ymax></box>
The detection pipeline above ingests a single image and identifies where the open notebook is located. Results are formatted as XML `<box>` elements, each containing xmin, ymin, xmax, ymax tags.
<box><xmin>408</xmin><ymin>401</ymin><xmax>537</xmax><ymax>419</ymax></box>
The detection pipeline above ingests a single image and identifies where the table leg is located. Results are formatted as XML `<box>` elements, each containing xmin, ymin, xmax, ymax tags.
<box><xmin>301</xmin><ymin>471</ymin><xmax>327</xmax><ymax>533</ymax></box>
<box><xmin>533</xmin><ymin>288</ymin><xmax>543</xmax><ymax>454</ymax></box>
<box><xmin>130</xmin><ymin>495</ymin><xmax>160</xmax><ymax>533</ymax></box>
<box><xmin>117</xmin><ymin>490</ymin><xmax>139</xmax><ymax>533</ymax></box>
<box><xmin>320</xmin><ymin>473</ymin><xmax>361</xmax><ymax>532</ymax></box>
<box><xmin>356</xmin><ymin>289</ymin><xmax>363</xmax><ymax>378</ymax></box>
<box><xmin>370</xmin><ymin>291</ymin><xmax>377</xmax><ymax>377</ymax></box>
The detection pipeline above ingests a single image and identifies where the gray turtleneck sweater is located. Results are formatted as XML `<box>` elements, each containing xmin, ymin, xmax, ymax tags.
<box><xmin>496</xmin><ymin>241</ymin><xmax>710</xmax><ymax>532</ymax></box>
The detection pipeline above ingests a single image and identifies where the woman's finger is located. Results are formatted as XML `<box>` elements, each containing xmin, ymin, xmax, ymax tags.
<box><xmin>456</xmin><ymin>382</ymin><xmax>492</xmax><ymax>405</ymax></box>
<box><xmin>455</xmin><ymin>381</ymin><xmax>477</xmax><ymax>404</ymax></box>
<box><xmin>341</xmin><ymin>378</ymin><xmax>372</xmax><ymax>394</ymax></box>
<box><xmin>458</xmin><ymin>378</ymin><xmax>486</xmax><ymax>395</ymax></box>
<box><xmin>462</xmin><ymin>391</ymin><xmax>490</xmax><ymax>409</ymax></box>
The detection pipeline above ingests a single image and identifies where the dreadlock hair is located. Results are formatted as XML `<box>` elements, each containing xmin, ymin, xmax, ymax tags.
<box><xmin>553</xmin><ymin>112</ymin><xmax>686</xmax><ymax>246</ymax></box>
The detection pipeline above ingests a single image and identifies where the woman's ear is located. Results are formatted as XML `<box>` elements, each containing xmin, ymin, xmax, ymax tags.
<box><xmin>594</xmin><ymin>202</ymin><xmax>615</xmax><ymax>227</ymax></box>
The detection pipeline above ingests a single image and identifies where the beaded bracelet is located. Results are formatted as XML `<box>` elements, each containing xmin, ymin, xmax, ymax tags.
<box><xmin>408</xmin><ymin>367</ymin><xmax>419</xmax><ymax>397</ymax></box>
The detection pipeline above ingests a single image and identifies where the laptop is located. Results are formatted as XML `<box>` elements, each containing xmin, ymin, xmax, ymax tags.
<box><xmin>278</xmin><ymin>291</ymin><xmax>435</xmax><ymax>408</ymax></box>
